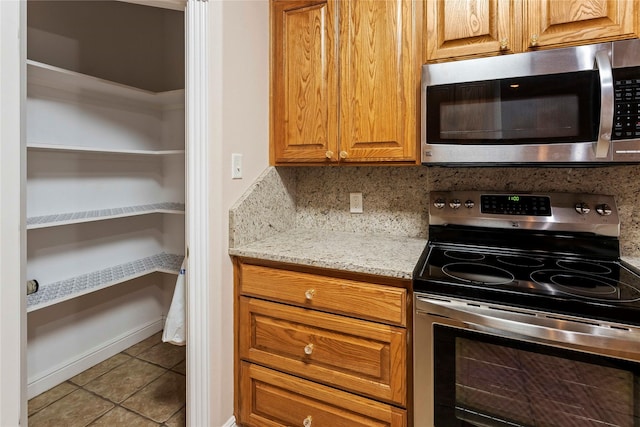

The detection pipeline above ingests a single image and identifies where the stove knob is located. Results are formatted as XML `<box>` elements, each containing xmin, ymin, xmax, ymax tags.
<box><xmin>449</xmin><ymin>199</ymin><xmax>461</xmax><ymax>209</ymax></box>
<box><xmin>464</xmin><ymin>200</ymin><xmax>475</xmax><ymax>209</ymax></box>
<box><xmin>574</xmin><ymin>202</ymin><xmax>590</xmax><ymax>215</ymax></box>
<box><xmin>596</xmin><ymin>204</ymin><xmax>612</xmax><ymax>216</ymax></box>
<box><xmin>433</xmin><ymin>198</ymin><xmax>446</xmax><ymax>209</ymax></box>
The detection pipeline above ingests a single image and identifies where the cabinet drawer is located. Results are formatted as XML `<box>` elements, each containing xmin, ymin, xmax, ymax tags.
<box><xmin>238</xmin><ymin>362</ymin><xmax>407</xmax><ymax>427</ymax></box>
<box><xmin>239</xmin><ymin>264</ymin><xmax>407</xmax><ymax>326</ymax></box>
<box><xmin>239</xmin><ymin>297</ymin><xmax>406</xmax><ymax>405</ymax></box>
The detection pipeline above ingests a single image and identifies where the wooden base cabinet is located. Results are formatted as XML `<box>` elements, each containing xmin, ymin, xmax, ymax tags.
<box><xmin>239</xmin><ymin>363</ymin><xmax>407</xmax><ymax>427</ymax></box>
<box><xmin>234</xmin><ymin>260</ymin><xmax>410</xmax><ymax>427</ymax></box>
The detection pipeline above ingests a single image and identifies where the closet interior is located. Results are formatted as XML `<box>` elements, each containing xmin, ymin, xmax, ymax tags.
<box><xmin>25</xmin><ymin>0</ymin><xmax>186</xmax><ymax>398</ymax></box>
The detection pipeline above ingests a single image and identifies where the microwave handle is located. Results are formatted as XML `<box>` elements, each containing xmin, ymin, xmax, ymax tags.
<box><xmin>415</xmin><ymin>295</ymin><xmax>640</xmax><ymax>357</ymax></box>
<box><xmin>595</xmin><ymin>49</ymin><xmax>614</xmax><ymax>159</ymax></box>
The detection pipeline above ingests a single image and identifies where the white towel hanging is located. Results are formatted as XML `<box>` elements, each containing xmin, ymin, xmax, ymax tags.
<box><xmin>163</xmin><ymin>259</ymin><xmax>186</xmax><ymax>346</ymax></box>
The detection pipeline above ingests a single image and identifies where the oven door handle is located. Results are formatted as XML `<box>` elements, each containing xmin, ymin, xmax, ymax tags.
<box><xmin>416</xmin><ymin>296</ymin><xmax>640</xmax><ymax>357</ymax></box>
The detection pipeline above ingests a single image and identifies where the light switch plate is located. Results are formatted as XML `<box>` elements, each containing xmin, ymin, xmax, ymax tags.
<box><xmin>231</xmin><ymin>153</ymin><xmax>242</xmax><ymax>179</ymax></box>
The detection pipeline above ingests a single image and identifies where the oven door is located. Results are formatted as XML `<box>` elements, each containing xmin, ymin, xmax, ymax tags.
<box><xmin>414</xmin><ymin>293</ymin><xmax>640</xmax><ymax>427</ymax></box>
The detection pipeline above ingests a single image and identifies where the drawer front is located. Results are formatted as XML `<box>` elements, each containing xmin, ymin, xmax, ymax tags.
<box><xmin>238</xmin><ymin>362</ymin><xmax>407</xmax><ymax>427</ymax></box>
<box><xmin>239</xmin><ymin>263</ymin><xmax>407</xmax><ymax>326</ymax></box>
<box><xmin>239</xmin><ymin>297</ymin><xmax>407</xmax><ymax>406</ymax></box>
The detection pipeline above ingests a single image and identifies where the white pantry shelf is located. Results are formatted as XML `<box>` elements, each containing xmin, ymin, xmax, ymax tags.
<box><xmin>27</xmin><ymin>253</ymin><xmax>184</xmax><ymax>312</ymax></box>
<box><xmin>27</xmin><ymin>142</ymin><xmax>185</xmax><ymax>156</ymax></box>
<box><xmin>27</xmin><ymin>202</ymin><xmax>185</xmax><ymax>229</ymax></box>
<box><xmin>27</xmin><ymin>59</ymin><xmax>184</xmax><ymax>109</ymax></box>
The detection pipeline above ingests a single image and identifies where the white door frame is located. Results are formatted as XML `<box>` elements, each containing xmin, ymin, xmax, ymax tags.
<box><xmin>185</xmin><ymin>0</ymin><xmax>213</xmax><ymax>425</ymax></box>
<box><xmin>0</xmin><ymin>0</ymin><xmax>215</xmax><ymax>425</ymax></box>
<box><xmin>0</xmin><ymin>1</ymin><xmax>27</xmax><ymax>425</ymax></box>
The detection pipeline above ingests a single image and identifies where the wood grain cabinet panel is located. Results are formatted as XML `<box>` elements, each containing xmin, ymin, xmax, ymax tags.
<box><xmin>426</xmin><ymin>0</ymin><xmax>521</xmax><ymax>60</ymax></box>
<box><xmin>239</xmin><ymin>297</ymin><xmax>407</xmax><ymax>405</ymax></box>
<box><xmin>239</xmin><ymin>263</ymin><xmax>407</xmax><ymax>326</ymax></box>
<box><xmin>239</xmin><ymin>362</ymin><xmax>407</xmax><ymax>427</ymax></box>
<box><xmin>338</xmin><ymin>0</ymin><xmax>419</xmax><ymax>162</ymax></box>
<box><xmin>271</xmin><ymin>0</ymin><xmax>338</xmax><ymax>162</ymax></box>
<box><xmin>525</xmin><ymin>0</ymin><xmax>637</xmax><ymax>49</ymax></box>
<box><xmin>426</xmin><ymin>0</ymin><xmax>640</xmax><ymax>62</ymax></box>
<box><xmin>234</xmin><ymin>260</ymin><xmax>410</xmax><ymax>427</ymax></box>
<box><xmin>271</xmin><ymin>0</ymin><xmax>422</xmax><ymax>164</ymax></box>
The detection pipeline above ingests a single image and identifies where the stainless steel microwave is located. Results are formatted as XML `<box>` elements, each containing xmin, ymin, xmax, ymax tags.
<box><xmin>422</xmin><ymin>39</ymin><xmax>640</xmax><ymax>165</ymax></box>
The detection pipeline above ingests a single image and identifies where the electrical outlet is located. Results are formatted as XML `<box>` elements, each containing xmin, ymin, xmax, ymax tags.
<box><xmin>231</xmin><ymin>153</ymin><xmax>242</xmax><ymax>179</ymax></box>
<box><xmin>350</xmin><ymin>192</ymin><xmax>363</xmax><ymax>213</ymax></box>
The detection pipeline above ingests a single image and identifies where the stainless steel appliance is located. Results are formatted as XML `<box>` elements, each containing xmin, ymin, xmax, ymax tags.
<box><xmin>413</xmin><ymin>191</ymin><xmax>640</xmax><ymax>427</ymax></box>
<box><xmin>421</xmin><ymin>39</ymin><xmax>640</xmax><ymax>165</ymax></box>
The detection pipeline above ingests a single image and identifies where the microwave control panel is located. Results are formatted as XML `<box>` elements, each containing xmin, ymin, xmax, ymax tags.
<box><xmin>613</xmin><ymin>66</ymin><xmax>640</xmax><ymax>140</ymax></box>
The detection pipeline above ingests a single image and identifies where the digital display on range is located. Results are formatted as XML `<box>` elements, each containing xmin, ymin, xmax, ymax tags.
<box><xmin>481</xmin><ymin>194</ymin><xmax>551</xmax><ymax>216</ymax></box>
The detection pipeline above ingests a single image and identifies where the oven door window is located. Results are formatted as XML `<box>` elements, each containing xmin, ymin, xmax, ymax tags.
<box><xmin>426</xmin><ymin>71</ymin><xmax>599</xmax><ymax>145</ymax></box>
<box><xmin>433</xmin><ymin>325</ymin><xmax>640</xmax><ymax>427</ymax></box>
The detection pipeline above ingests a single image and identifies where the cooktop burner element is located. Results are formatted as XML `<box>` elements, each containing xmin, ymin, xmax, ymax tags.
<box><xmin>414</xmin><ymin>191</ymin><xmax>640</xmax><ymax>326</ymax></box>
<box><xmin>556</xmin><ymin>259</ymin><xmax>612</xmax><ymax>274</ymax></box>
<box><xmin>496</xmin><ymin>255</ymin><xmax>545</xmax><ymax>268</ymax></box>
<box><xmin>442</xmin><ymin>263</ymin><xmax>514</xmax><ymax>285</ymax></box>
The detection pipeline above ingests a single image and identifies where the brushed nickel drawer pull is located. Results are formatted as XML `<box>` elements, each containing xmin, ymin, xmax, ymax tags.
<box><xmin>303</xmin><ymin>415</ymin><xmax>313</xmax><ymax>427</ymax></box>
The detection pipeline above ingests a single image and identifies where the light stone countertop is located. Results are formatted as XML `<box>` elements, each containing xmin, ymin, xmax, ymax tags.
<box><xmin>228</xmin><ymin>228</ymin><xmax>428</xmax><ymax>280</ymax></box>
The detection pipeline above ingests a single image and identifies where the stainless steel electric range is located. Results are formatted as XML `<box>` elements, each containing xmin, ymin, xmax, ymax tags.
<box><xmin>413</xmin><ymin>191</ymin><xmax>640</xmax><ymax>427</ymax></box>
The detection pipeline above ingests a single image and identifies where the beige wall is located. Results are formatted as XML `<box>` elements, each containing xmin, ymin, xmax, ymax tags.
<box><xmin>209</xmin><ymin>0</ymin><xmax>270</xmax><ymax>423</ymax></box>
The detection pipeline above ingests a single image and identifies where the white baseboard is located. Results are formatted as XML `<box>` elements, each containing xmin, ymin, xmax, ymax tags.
<box><xmin>221</xmin><ymin>415</ymin><xmax>237</xmax><ymax>427</ymax></box>
<box><xmin>27</xmin><ymin>319</ymin><xmax>164</xmax><ymax>399</ymax></box>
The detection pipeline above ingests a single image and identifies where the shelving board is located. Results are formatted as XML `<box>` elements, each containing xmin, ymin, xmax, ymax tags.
<box><xmin>27</xmin><ymin>253</ymin><xmax>184</xmax><ymax>312</ymax></box>
<box><xmin>27</xmin><ymin>59</ymin><xmax>184</xmax><ymax>109</ymax></box>
<box><xmin>115</xmin><ymin>0</ymin><xmax>186</xmax><ymax>11</ymax></box>
<box><xmin>27</xmin><ymin>202</ymin><xmax>185</xmax><ymax>229</ymax></box>
<box><xmin>27</xmin><ymin>142</ymin><xmax>185</xmax><ymax>156</ymax></box>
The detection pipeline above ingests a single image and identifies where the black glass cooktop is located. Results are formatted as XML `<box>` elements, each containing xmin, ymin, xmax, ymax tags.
<box><xmin>414</xmin><ymin>242</ymin><xmax>640</xmax><ymax>326</ymax></box>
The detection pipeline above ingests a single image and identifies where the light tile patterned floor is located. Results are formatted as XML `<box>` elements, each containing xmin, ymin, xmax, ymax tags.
<box><xmin>28</xmin><ymin>332</ymin><xmax>186</xmax><ymax>427</ymax></box>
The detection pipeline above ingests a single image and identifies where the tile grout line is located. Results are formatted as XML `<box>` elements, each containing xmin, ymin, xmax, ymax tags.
<box><xmin>29</xmin><ymin>339</ymin><xmax>186</xmax><ymax>426</ymax></box>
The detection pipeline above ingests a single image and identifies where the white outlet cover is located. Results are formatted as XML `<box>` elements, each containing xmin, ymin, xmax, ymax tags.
<box><xmin>350</xmin><ymin>192</ymin><xmax>363</xmax><ymax>213</ymax></box>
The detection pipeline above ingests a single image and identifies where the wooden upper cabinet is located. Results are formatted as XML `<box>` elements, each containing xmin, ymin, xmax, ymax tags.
<box><xmin>338</xmin><ymin>0</ymin><xmax>419</xmax><ymax>163</ymax></box>
<box><xmin>426</xmin><ymin>0</ymin><xmax>521</xmax><ymax>61</ymax></box>
<box><xmin>271</xmin><ymin>0</ymin><xmax>338</xmax><ymax>163</ymax></box>
<box><xmin>426</xmin><ymin>0</ymin><xmax>640</xmax><ymax>62</ymax></box>
<box><xmin>271</xmin><ymin>0</ymin><xmax>421</xmax><ymax>165</ymax></box>
<box><xmin>525</xmin><ymin>0</ymin><xmax>638</xmax><ymax>50</ymax></box>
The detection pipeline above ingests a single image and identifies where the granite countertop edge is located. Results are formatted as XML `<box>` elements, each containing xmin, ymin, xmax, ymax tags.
<box><xmin>228</xmin><ymin>228</ymin><xmax>640</xmax><ymax>279</ymax></box>
<box><xmin>228</xmin><ymin>228</ymin><xmax>428</xmax><ymax>280</ymax></box>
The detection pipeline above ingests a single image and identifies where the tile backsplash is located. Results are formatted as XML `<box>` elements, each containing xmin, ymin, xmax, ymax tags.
<box><xmin>229</xmin><ymin>165</ymin><xmax>640</xmax><ymax>258</ymax></box>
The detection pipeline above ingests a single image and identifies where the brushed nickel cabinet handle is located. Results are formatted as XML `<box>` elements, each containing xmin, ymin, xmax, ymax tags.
<box><xmin>303</xmin><ymin>415</ymin><xmax>313</xmax><ymax>427</ymax></box>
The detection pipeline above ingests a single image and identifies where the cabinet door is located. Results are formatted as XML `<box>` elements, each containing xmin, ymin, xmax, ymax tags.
<box><xmin>338</xmin><ymin>0</ymin><xmax>420</xmax><ymax>163</ymax></box>
<box><xmin>525</xmin><ymin>0</ymin><xmax>638</xmax><ymax>50</ymax></box>
<box><xmin>271</xmin><ymin>0</ymin><xmax>339</xmax><ymax>163</ymax></box>
<box><xmin>425</xmin><ymin>0</ymin><xmax>521</xmax><ymax>61</ymax></box>
<box><xmin>238</xmin><ymin>362</ymin><xmax>407</xmax><ymax>427</ymax></box>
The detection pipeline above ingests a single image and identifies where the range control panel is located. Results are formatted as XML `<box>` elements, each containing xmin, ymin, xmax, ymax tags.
<box><xmin>429</xmin><ymin>191</ymin><xmax>620</xmax><ymax>237</ymax></box>
<box><xmin>480</xmin><ymin>194</ymin><xmax>551</xmax><ymax>216</ymax></box>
